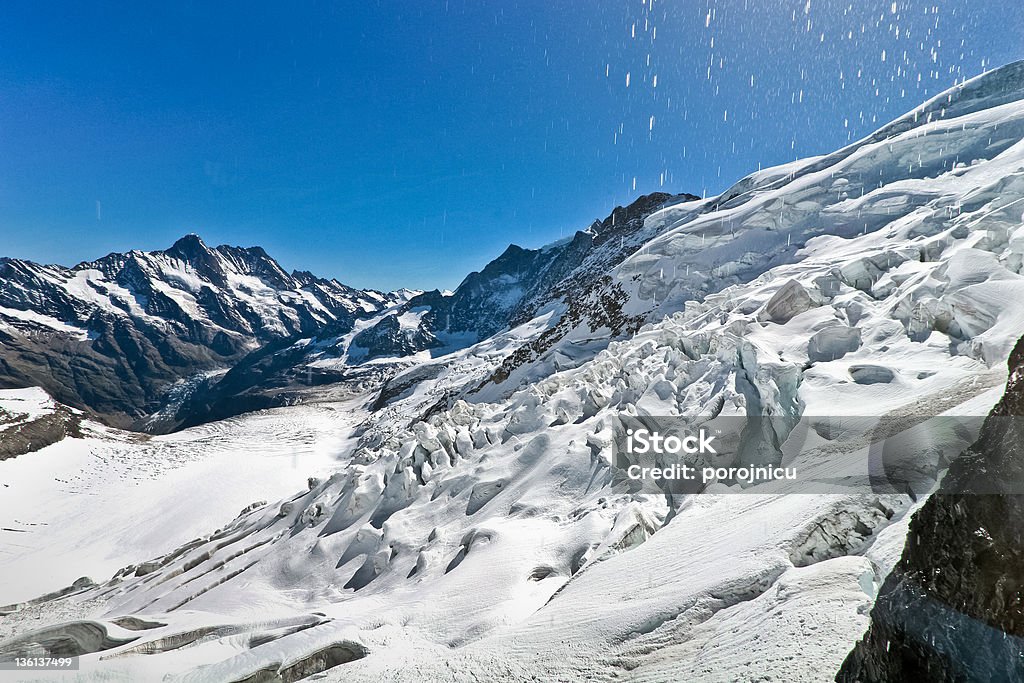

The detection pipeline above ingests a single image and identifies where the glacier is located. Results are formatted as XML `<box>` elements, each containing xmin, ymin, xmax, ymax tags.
<box><xmin>2</xmin><ymin>61</ymin><xmax>1024</xmax><ymax>681</ymax></box>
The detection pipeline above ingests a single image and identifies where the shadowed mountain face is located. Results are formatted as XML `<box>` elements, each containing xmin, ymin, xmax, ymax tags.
<box><xmin>351</xmin><ymin>191</ymin><xmax>697</xmax><ymax>359</ymax></box>
<box><xmin>837</xmin><ymin>335</ymin><xmax>1024</xmax><ymax>682</ymax></box>
<box><xmin>0</xmin><ymin>235</ymin><xmax>392</xmax><ymax>428</ymax></box>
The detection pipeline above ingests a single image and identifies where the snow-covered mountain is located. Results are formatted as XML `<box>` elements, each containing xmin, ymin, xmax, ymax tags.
<box><xmin>352</xmin><ymin>191</ymin><xmax>697</xmax><ymax>358</ymax></box>
<box><xmin>3</xmin><ymin>61</ymin><xmax>1024</xmax><ymax>681</ymax></box>
<box><xmin>481</xmin><ymin>60</ymin><xmax>1024</xmax><ymax>401</ymax></box>
<box><xmin>0</xmin><ymin>194</ymin><xmax>693</xmax><ymax>433</ymax></box>
<box><xmin>0</xmin><ymin>234</ymin><xmax>399</xmax><ymax>428</ymax></box>
<box><xmin>163</xmin><ymin>192</ymin><xmax>694</xmax><ymax>429</ymax></box>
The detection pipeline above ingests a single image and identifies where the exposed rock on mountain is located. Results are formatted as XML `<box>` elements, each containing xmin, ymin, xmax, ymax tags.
<box><xmin>0</xmin><ymin>235</ymin><xmax>393</xmax><ymax>428</ymax></box>
<box><xmin>352</xmin><ymin>313</ymin><xmax>442</xmax><ymax>360</ymax></box>
<box><xmin>0</xmin><ymin>388</ymin><xmax>83</xmax><ymax>460</ymax></box>
<box><xmin>355</xmin><ymin>191</ymin><xmax>696</xmax><ymax>357</ymax></box>
<box><xmin>837</xmin><ymin>335</ymin><xmax>1024</xmax><ymax>682</ymax></box>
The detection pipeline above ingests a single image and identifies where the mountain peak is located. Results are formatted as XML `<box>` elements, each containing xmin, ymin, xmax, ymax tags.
<box><xmin>167</xmin><ymin>233</ymin><xmax>212</xmax><ymax>258</ymax></box>
<box><xmin>172</xmin><ymin>232</ymin><xmax>206</xmax><ymax>247</ymax></box>
<box><xmin>213</xmin><ymin>244</ymin><xmax>292</xmax><ymax>289</ymax></box>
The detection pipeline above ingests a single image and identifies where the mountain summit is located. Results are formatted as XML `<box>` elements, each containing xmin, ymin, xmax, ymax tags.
<box><xmin>0</xmin><ymin>236</ymin><xmax>393</xmax><ymax>427</ymax></box>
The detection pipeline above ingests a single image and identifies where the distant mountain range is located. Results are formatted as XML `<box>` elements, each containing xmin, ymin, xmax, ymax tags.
<box><xmin>0</xmin><ymin>234</ymin><xmax>405</xmax><ymax>428</ymax></box>
<box><xmin>0</xmin><ymin>191</ymin><xmax>695</xmax><ymax>431</ymax></box>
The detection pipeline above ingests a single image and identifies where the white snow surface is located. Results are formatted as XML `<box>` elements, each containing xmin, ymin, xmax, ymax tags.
<box><xmin>0</xmin><ymin>399</ymin><xmax>366</xmax><ymax>606</ymax></box>
<box><xmin>3</xmin><ymin>62</ymin><xmax>1024</xmax><ymax>681</ymax></box>
<box><xmin>0</xmin><ymin>305</ymin><xmax>92</xmax><ymax>340</ymax></box>
<box><xmin>0</xmin><ymin>387</ymin><xmax>60</xmax><ymax>426</ymax></box>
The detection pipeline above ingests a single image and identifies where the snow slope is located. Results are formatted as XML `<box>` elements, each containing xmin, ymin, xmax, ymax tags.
<box><xmin>3</xmin><ymin>61</ymin><xmax>1024</xmax><ymax>681</ymax></box>
<box><xmin>483</xmin><ymin>61</ymin><xmax>1024</xmax><ymax>399</ymax></box>
<box><xmin>0</xmin><ymin>394</ymin><xmax>374</xmax><ymax>609</ymax></box>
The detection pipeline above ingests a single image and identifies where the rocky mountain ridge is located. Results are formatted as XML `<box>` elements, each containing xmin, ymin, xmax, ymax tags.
<box><xmin>151</xmin><ymin>192</ymin><xmax>695</xmax><ymax>429</ymax></box>
<box><xmin>0</xmin><ymin>234</ymin><xmax>396</xmax><ymax>427</ymax></box>
<box><xmin>352</xmin><ymin>191</ymin><xmax>697</xmax><ymax>360</ymax></box>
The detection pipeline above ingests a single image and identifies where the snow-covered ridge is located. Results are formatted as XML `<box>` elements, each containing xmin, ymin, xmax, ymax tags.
<box><xmin>1</xmin><ymin>234</ymin><xmax>390</xmax><ymax>338</ymax></box>
<box><xmin>0</xmin><ymin>234</ymin><xmax>401</xmax><ymax>427</ymax></box>
<box><xmin>480</xmin><ymin>59</ymin><xmax>1024</xmax><ymax>397</ymax></box>
<box><xmin>707</xmin><ymin>59</ymin><xmax>1024</xmax><ymax>213</ymax></box>
<box><xmin>344</xmin><ymin>192</ymin><xmax>695</xmax><ymax>362</ymax></box>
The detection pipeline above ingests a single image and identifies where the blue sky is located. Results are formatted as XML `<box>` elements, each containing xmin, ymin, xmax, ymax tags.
<box><xmin>2</xmin><ymin>1</ymin><xmax>1022</xmax><ymax>290</ymax></box>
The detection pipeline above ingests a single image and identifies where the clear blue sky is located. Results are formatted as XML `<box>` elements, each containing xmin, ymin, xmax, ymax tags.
<box><xmin>2</xmin><ymin>1</ymin><xmax>1022</xmax><ymax>290</ymax></box>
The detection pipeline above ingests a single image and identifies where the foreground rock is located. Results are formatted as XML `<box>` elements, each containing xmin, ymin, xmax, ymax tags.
<box><xmin>837</xmin><ymin>335</ymin><xmax>1024</xmax><ymax>682</ymax></box>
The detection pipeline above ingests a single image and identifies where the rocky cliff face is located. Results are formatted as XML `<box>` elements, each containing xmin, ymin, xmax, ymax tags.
<box><xmin>837</xmin><ymin>335</ymin><xmax>1024</xmax><ymax>682</ymax></box>
<box><xmin>353</xmin><ymin>192</ymin><xmax>696</xmax><ymax>357</ymax></box>
<box><xmin>0</xmin><ymin>235</ymin><xmax>392</xmax><ymax>428</ymax></box>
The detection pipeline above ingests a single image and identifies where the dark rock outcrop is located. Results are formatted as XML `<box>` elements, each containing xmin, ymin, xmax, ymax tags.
<box><xmin>352</xmin><ymin>313</ymin><xmax>442</xmax><ymax>360</ymax></box>
<box><xmin>0</xmin><ymin>404</ymin><xmax>83</xmax><ymax>461</ymax></box>
<box><xmin>837</xmin><ymin>335</ymin><xmax>1024</xmax><ymax>682</ymax></box>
